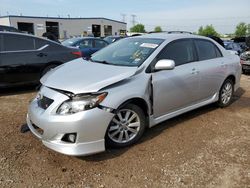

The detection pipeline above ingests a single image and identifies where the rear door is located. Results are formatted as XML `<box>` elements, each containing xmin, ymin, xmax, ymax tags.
<box><xmin>0</xmin><ymin>33</ymin><xmax>38</xmax><ymax>85</ymax></box>
<box><xmin>152</xmin><ymin>39</ymin><xmax>200</xmax><ymax>118</ymax></box>
<box><xmin>194</xmin><ymin>39</ymin><xmax>225</xmax><ymax>101</ymax></box>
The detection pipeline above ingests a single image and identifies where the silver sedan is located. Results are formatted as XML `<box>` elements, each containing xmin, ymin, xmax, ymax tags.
<box><xmin>27</xmin><ymin>33</ymin><xmax>241</xmax><ymax>156</ymax></box>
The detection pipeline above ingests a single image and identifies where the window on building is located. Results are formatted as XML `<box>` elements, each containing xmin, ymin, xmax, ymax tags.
<box><xmin>104</xmin><ymin>25</ymin><xmax>112</xmax><ymax>36</ymax></box>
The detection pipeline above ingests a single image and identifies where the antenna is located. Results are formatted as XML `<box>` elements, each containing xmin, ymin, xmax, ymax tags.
<box><xmin>131</xmin><ymin>14</ymin><xmax>136</xmax><ymax>26</ymax></box>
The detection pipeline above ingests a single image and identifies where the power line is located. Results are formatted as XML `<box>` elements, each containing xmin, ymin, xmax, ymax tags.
<box><xmin>131</xmin><ymin>14</ymin><xmax>137</xmax><ymax>26</ymax></box>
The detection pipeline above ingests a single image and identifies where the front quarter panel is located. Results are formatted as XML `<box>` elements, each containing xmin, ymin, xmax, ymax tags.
<box><xmin>100</xmin><ymin>72</ymin><xmax>152</xmax><ymax>113</ymax></box>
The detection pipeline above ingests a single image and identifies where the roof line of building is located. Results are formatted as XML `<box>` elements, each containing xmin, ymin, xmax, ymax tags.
<box><xmin>0</xmin><ymin>15</ymin><xmax>127</xmax><ymax>24</ymax></box>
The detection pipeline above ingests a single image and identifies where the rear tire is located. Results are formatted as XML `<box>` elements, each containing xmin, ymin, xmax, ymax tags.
<box><xmin>217</xmin><ymin>79</ymin><xmax>234</xmax><ymax>108</ymax></box>
<box><xmin>105</xmin><ymin>104</ymin><xmax>146</xmax><ymax>148</ymax></box>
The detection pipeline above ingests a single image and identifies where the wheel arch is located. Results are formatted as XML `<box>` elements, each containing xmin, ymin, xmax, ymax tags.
<box><xmin>40</xmin><ymin>61</ymin><xmax>63</xmax><ymax>77</ymax></box>
<box><xmin>225</xmin><ymin>74</ymin><xmax>236</xmax><ymax>85</ymax></box>
<box><xmin>117</xmin><ymin>97</ymin><xmax>150</xmax><ymax>118</ymax></box>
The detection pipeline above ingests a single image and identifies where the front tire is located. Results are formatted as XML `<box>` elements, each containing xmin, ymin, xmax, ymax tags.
<box><xmin>106</xmin><ymin>104</ymin><xmax>146</xmax><ymax>148</ymax></box>
<box><xmin>217</xmin><ymin>79</ymin><xmax>234</xmax><ymax>108</ymax></box>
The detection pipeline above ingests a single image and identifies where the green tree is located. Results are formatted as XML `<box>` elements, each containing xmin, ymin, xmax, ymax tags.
<box><xmin>235</xmin><ymin>22</ymin><xmax>247</xmax><ymax>37</ymax></box>
<box><xmin>154</xmin><ymin>26</ymin><xmax>162</xmax><ymax>32</ymax></box>
<box><xmin>198</xmin><ymin>26</ymin><xmax>204</xmax><ymax>35</ymax></box>
<box><xmin>197</xmin><ymin>25</ymin><xmax>219</xmax><ymax>37</ymax></box>
<box><xmin>247</xmin><ymin>24</ymin><xmax>250</xmax><ymax>36</ymax></box>
<box><xmin>130</xmin><ymin>24</ymin><xmax>146</xmax><ymax>33</ymax></box>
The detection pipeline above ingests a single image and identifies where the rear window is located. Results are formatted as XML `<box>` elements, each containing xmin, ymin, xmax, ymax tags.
<box><xmin>195</xmin><ymin>39</ymin><xmax>222</xmax><ymax>61</ymax></box>
<box><xmin>62</xmin><ymin>38</ymin><xmax>80</xmax><ymax>47</ymax></box>
<box><xmin>2</xmin><ymin>34</ymin><xmax>35</xmax><ymax>51</ymax></box>
<box><xmin>95</xmin><ymin>40</ymin><xmax>107</xmax><ymax>48</ymax></box>
<box><xmin>35</xmin><ymin>38</ymin><xmax>50</xmax><ymax>49</ymax></box>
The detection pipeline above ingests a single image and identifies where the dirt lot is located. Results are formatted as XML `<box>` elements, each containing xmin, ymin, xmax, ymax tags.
<box><xmin>0</xmin><ymin>75</ymin><xmax>249</xmax><ymax>188</ymax></box>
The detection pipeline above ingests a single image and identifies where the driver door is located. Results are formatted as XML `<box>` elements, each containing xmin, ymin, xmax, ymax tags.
<box><xmin>152</xmin><ymin>39</ymin><xmax>200</xmax><ymax>118</ymax></box>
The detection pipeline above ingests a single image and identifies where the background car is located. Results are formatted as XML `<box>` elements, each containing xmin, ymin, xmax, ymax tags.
<box><xmin>240</xmin><ymin>51</ymin><xmax>250</xmax><ymax>74</ymax></box>
<box><xmin>0</xmin><ymin>25</ymin><xmax>21</xmax><ymax>32</ymax></box>
<box><xmin>62</xmin><ymin>37</ymin><xmax>108</xmax><ymax>59</ymax></box>
<box><xmin>103</xmin><ymin>36</ymin><xmax>124</xmax><ymax>44</ymax></box>
<box><xmin>0</xmin><ymin>32</ymin><xmax>81</xmax><ymax>88</ymax></box>
<box><xmin>225</xmin><ymin>42</ymin><xmax>244</xmax><ymax>55</ymax></box>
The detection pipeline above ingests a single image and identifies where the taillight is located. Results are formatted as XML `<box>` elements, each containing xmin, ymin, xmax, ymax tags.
<box><xmin>71</xmin><ymin>51</ymin><xmax>82</xmax><ymax>58</ymax></box>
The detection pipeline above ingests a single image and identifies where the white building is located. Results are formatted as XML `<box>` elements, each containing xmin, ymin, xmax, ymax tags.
<box><xmin>0</xmin><ymin>15</ymin><xmax>127</xmax><ymax>39</ymax></box>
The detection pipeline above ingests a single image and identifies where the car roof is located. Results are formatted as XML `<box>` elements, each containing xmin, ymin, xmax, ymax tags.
<box><xmin>0</xmin><ymin>31</ymin><xmax>61</xmax><ymax>45</ymax></box>
<box><xmin>136</xmin><ymin>33</ymin><xmax>210</xmax><ymax>41</ymax></box>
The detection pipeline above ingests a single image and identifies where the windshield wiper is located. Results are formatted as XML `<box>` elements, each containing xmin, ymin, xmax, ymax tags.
<box><xmin>89</xmin><ymin>58</ymin><xmax>111</xmax><ymax>65</ymax></box>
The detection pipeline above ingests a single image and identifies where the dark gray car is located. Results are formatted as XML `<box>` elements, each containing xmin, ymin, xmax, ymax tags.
<box><xmin>0</xmin><ymin>32</ymin><xmax>82</xmax><ymax>87</ymax></box>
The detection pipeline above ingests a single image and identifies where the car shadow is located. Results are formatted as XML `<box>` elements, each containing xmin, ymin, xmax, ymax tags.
<box><xmin>0</xmin><ymin>85</ymin><xmax>38</xmax><ymax>97</ymax></box>
<box><xmin>79</xmin><ymin>87</ymin><xmax>245</xmax><ymax>162</ymax></box>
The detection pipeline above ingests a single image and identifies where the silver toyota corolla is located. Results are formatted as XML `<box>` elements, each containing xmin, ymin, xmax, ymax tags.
<box><xmin>27</xmin><ymin>33</ymin><xmax>241</xmax><ymax>156</ymax></box>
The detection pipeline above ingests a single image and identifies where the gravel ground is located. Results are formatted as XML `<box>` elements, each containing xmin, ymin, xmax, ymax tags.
<box><xmin>0</xmin><ymin>75</ymin><xmax>249</xmax><ymax>188</ymax></box>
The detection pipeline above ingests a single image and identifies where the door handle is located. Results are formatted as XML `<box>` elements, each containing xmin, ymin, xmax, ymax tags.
<box><xmin>37</xmin><ymin>53</ymin><xmax>47</xmax><ymax>57</ymax></box>
<box><xmin>191</xmin><ymin>68</ymin><xmax>199</xmax><ymax>74</ymax></box>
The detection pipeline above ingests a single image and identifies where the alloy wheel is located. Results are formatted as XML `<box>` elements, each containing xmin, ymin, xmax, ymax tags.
<box><xmin>221</xmin><ymin>82</ymin><xmax>233</xmax><ymax>105</ymax></box>
<box><xmin>108</xmin><ymin>109</ymin><xmax>141</xmax><ymax>144</ymax></box>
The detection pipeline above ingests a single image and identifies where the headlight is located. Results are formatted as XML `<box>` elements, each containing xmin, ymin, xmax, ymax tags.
<box><xmin>57</xmin><ymin>92</ymin><xmax>107</xmax><ymax>115</ymax></box>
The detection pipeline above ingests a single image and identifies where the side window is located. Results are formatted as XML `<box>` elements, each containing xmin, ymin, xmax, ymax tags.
<box><xmin>78</xmin><ymin>40</ymin><xmax>93</xmax><ymax>48</ymax></box>
<box><xmin>158</xmin><ymin>39</ymin><xmax>196</xmax><ymax>66</ymax></box>
<box><xmin>0</xmin><ymin>34</ymin><xmax>2</xmax><ymax>52</ymax></box>
<box><xmin>195</xmin><ymin>40</ymin><xmax>221</xmax><ymax>61</ymax></box>
<box><xmin>95</xmin><ymin>40</ymin><xmax>108</xmax><ymax>48</ymax></box>
<box><xmin>35</xmin><ymin>38</ymin><xmax>50</xmax><ymax>49</ymax></box>
<box><xmin>215</xmin><ymin>46</ymin><xmax>222</xmax><ymax>57</ymax></box>
<box><xmin>3</xmin><ymin>34</ymin><xmax>35</xmax><ymax>51</ymax></box>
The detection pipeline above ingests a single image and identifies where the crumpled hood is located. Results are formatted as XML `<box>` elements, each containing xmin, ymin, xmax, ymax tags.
<box><xmin>41</xmin><ymin>58</ymin><xmax>137</xmax><ymax>94</ymax></box>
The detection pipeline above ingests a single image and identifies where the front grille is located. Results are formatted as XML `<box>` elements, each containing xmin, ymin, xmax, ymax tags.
<box><xmin>37</xmin><ymin>96</ymin><xmax>54</xmax><ymax>110</ymax></box>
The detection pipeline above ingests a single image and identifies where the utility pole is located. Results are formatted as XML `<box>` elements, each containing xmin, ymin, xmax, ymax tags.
<box><xmin>131</xmin><ymin>14</ymin><xmax>137</xmax><ymax>26</ymax></box>
<box><xmin>121</xmin><ymin>13</ymin><xmax>126</xmax><ymax>23</ymax></box>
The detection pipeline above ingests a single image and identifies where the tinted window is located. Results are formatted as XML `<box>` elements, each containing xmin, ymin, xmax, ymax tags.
<box><xmin>158</xmin><ymin>39</ymin><xmax>195</xmax><ymax>66</ymax></box>
<box><xmin>35</xmin><ymin>38</ymin><xmax>50</xmax><ymax>49</ymax></box>
<box><xmin>78</xmin><ymin>39</ymin><xmax>93</xmax><ymax>48</ymax></box>
<box><xmin>215</xmin><ymin>46</ymin><xmax>222</xmax><ymax>57</ymax></box>
<box><xmin>62</xmin><ymin>38</ymin><xmax>80</xmax><ymax>46</ymax></box>
<box><xmin>3</xmin><ymin>34</ymin><xmax>35</xmax><ymax>51</ymax></box>
<box><xmin>195</xmin><ymin>40</ymin><xmax>221</xmax><ymax>61</ymax></box>
<box><xmin>95</xmin><ymin>40</ymin><xmax>107</xmax><ymax>48</ymax></box>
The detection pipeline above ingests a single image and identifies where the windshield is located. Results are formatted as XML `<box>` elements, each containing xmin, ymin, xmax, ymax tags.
<box><xmin>91</xmin><ymin>38</ymin><xmax>163</xmax><ymax>67</ymax></box>
<box><xmin>62</xmin><ymin>38</ymin><xmax>80</xmax><ymax>46</ymax></box>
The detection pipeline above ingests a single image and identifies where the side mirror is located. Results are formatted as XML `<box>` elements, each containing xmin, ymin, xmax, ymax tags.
<box><xmin>154</xmin><ymin>59</ymin><xmax>175</xmax><ymax>71</ymax></box>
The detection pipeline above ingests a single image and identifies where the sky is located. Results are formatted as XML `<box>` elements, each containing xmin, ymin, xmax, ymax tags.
<box><xmin>0</xmin><ymin>0</ymin><xmax>250</xmax><ymax>34</ymax></box>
